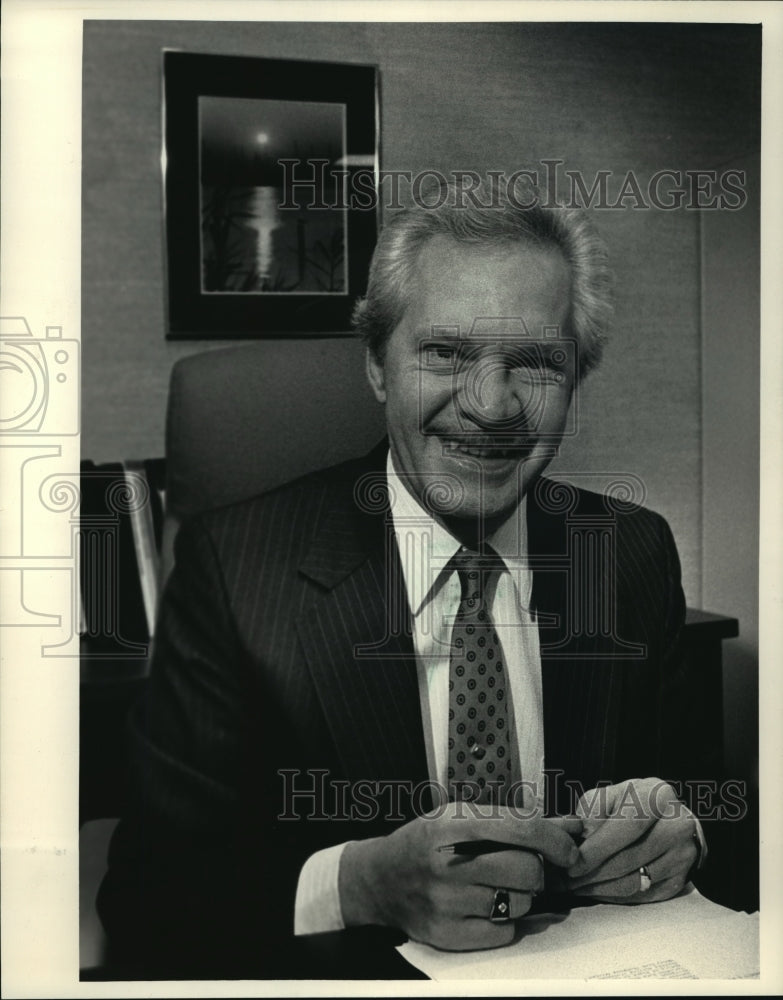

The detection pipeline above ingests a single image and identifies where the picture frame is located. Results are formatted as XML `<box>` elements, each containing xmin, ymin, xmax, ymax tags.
<box><xmin>162</xmin><ymin>50</ymin><xmax>379</xmax><ymax>337</ymax></box>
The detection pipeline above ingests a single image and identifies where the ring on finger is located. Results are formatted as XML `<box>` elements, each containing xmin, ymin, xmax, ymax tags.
<box><xmin>489</xmin><ymin>888</ymin><xmax>512</xmax><ymax>922</ymax></box>
<box><xmin>639</xmin><ymin>865</ymin><xmax>653</xmax><ymax>893</ymax></box>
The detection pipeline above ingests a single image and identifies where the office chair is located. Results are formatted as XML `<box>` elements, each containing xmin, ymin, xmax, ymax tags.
<box><xmin>160</xmin><ymin>338</ymin><xmax>386</xmax><ymax>584</ymax></box>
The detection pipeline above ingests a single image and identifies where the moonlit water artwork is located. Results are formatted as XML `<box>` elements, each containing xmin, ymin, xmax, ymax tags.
<box><xmin>199</xmin><ymin>96</ymin><xmax>347</xmax><ymax>294</ymax></box>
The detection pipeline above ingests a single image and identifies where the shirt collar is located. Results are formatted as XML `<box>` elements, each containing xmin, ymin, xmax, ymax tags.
<box><xmin>386</xmin><ymin>450</ymin><xmax>530</xmax><ymax>616</ymax></box>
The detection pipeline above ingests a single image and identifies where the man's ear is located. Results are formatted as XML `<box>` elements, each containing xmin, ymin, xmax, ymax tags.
<box><xmin>366</xmin><ymin>347</ymin><xmax>387</xmax><ymax>404</ymax></box>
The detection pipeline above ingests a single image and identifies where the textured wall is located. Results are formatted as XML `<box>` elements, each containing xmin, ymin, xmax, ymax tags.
<box><xmin>700</xmin><ymin>152</ymin><xmax>760</xmax><ymax>779</ymax></box>
<box><xmin>82</xmin><ymin>20</ymin><xmax>760</xmax><ymax>617</ymax></box>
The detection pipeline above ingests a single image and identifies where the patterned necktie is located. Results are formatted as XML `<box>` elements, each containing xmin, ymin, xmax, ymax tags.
<box><xmin>447</xmin><ymin>547</ymin><xmax>519</xmax><ymax>804</ymax></box>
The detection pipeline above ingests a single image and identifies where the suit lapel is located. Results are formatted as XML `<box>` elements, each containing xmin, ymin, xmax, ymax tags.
<box><xmin>295</xmin><ymin>464</ymin><xmax>430</xmax><ymax>791</ymax></box>
<box><xmin>528</xmin><ymin>479</ymin><xmax>623</xmax><ymax>795</ymax></box>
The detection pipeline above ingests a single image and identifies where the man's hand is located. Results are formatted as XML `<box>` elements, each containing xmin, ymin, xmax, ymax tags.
<box><xmin>563</xmin><ymin>777</ymin><xmax>698</xmax><ymax>904</ymax></box>
<box><xmin>338</xmin><ymin>804</ymin><xmax>581</xmax><ymax>951</ymax></box>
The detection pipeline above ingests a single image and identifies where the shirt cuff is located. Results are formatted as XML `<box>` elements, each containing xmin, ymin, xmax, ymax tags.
<box><xmin>691</xmin><ymin>812</ymin><xmax>708</xmax><ymax>870</ymax></box>
<box><xmin>680</xmin><ymin>803</ymin><xmax>708</xmax><ymax>874</ymax></box>
<box><xmin>293</xmin><ymin>842</ymin><xmax>349</xmax><ymax>935</ymax></box>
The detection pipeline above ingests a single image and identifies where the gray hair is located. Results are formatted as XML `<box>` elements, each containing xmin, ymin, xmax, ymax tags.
<box><xmin>352</xmin><ymin>176</ymin><xmax>612</xmax><ymax>380</ymax></box>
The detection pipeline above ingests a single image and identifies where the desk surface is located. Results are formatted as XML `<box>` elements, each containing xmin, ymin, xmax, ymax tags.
<box><xmin>683</xmin><ymin>607</ymin><xmax>739</xmax><ymax>640</ymax></box>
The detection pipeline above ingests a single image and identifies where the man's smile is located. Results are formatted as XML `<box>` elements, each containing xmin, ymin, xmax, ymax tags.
<box><xmin>436</xmin><ymin>435</ymin><xmax>537</xmax><ymax>461</ymax></box>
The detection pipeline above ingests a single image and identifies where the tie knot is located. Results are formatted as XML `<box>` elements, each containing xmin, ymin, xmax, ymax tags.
<box><xmin>452</xmin><ymin>546</ymin><xmax>503</xmax><ymax>604</ymax></box>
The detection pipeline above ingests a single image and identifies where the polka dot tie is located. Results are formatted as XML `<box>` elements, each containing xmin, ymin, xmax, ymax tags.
<box><xmin>447</xmin><ymin>548</ymin><xmax>519</xmax><ymax>805</ymax></box>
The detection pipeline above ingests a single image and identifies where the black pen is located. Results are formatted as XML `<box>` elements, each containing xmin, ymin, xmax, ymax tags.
<box><xmin>436</xmin><ymin>839</ymin><xmax>513</xmax><ymax>856</ymax></box>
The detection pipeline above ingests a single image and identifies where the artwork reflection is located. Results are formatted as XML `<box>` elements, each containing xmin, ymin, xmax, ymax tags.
<box><xmin>199</xmin><ymin>96</ymin><xmax>347</xmax><ymax>294</ymax></box>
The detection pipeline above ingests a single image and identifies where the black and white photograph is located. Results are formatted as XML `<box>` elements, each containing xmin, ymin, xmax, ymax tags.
<box><xmin>0</xmin><ymin>2</ymin><xmax>781</xmax><ymax>996</ymax></box>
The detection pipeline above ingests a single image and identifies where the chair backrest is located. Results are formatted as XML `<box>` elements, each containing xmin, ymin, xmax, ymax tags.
<box><xmin>160</xmin><ymin>339</ymin><xmax>386</xmax><ymax>583</ymax></box>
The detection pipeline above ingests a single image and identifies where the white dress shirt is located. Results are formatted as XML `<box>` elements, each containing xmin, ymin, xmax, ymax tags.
<box><xmin>294</xmin><ymin>452</ymin><xmax>544</xmax><ymax>934</ymax></box>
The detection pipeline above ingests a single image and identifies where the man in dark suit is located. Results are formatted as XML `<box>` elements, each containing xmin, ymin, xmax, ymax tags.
<box><xmin>98</xmin><ymin>179</ymin><xmax>709</xmax><ymax>977</ymax></box>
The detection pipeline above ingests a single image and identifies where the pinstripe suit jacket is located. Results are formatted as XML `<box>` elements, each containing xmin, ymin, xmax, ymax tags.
<box><xmin>99</xmin><ymin>440</ymin><xmax>699</xmax><ymax>977</ymax></box>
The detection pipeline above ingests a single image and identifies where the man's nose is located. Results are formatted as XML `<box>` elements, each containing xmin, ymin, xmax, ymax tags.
<box><xmin>455</xmin><ymin>358</ymin><xmax>527</xmax><ymax>429</ymax></box>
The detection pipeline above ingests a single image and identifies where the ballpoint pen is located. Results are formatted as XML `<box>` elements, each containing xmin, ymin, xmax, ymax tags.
<box><xmin>436</xmin><ymin>840</ymin><xmax>514</xmax><ymax>856</ymax></box>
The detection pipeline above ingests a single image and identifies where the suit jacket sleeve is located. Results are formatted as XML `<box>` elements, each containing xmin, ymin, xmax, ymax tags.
<box><xmin>654</xmin><ymin>516</ymin><xmax>734</xmax><ymax>897</ymax></box>
<box><xmin>97</xmin><ymin>513</ymin><xmax>316</xmax><ymax>978</ymax></box>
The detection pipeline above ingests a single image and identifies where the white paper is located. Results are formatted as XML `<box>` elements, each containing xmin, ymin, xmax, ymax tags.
<box><xmin>397</xmin><ymin>886</ymin><xmax>759</xmax><ymax>980</ymax></box>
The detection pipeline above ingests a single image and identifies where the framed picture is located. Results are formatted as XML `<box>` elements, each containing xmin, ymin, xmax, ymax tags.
<box><xmin>162</xmin><ymin>51</ymin><xmax>379</xmax><ymax>337</ymax></box>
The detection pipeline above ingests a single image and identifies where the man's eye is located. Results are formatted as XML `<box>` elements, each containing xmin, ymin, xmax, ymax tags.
<box><xmin>425</xmin><ymin>345</ymin><xmax>457</xmax><ymax>368</ymax></box>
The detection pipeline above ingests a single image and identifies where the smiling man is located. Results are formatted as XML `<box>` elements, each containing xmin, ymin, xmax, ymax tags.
<box><xmin>366</xmin><ymin>234</ymin><xmax>574</xmax><ymax>535</ymax></box>
<box><xmin>99</xmin><ymin>178</ymin><xmax>707</xmax><ymax>977</ymax></box>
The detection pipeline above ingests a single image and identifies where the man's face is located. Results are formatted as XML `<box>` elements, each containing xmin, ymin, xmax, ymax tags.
<box><xmin>367</xmin><ymin>235</ymin><xmax>575</xmax><ymax>531</ymax></box>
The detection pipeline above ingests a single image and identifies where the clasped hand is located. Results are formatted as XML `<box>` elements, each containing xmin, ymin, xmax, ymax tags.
<box><xmin>340</xmin><ymin>802</ymin><xmax>581</xmax><ymax>951</ymax></box>
<box><xmin>560</xmin><ymin>777</ymin><xmax>699</xmax><ymax>904</ymax></box>
<box><xmin>339</xmin><ymin>777</ymin><xmax>698</xmax><ymax>951</ymax></box>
